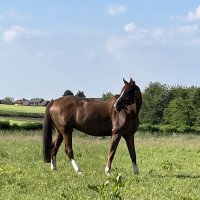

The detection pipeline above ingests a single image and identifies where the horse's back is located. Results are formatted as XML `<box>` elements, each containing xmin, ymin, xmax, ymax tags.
<box><xmin>50</xmin><ymin>96</ymin><xmax>114</xmax><ymax>136</ymax></box>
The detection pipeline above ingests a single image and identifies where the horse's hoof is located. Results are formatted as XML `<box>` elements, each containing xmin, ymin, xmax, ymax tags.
<box><xmin>134</xmin><ymin>172</ymin><xmax>140</xmax><ymax>176</ymax></box>
<box><xmin>106</xmin><ymin>172</ymin><xmax>111</xmax><ymax>176</ymax></box>
<box><xmin>77</xmin><ymin>171</ymin><xmax>83</xmax><ymax>176</ymax></box>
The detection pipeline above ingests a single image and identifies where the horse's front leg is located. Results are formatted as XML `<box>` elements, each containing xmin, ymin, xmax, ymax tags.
<box><xmin>123</xmin><ymin>134</ymin><xmax>139</xmax><ymax>175</ymax></box>
<box><xmin>105</xmin><ymin>133</ymin><xmax>121</xmax><ymax>175</ymax></box>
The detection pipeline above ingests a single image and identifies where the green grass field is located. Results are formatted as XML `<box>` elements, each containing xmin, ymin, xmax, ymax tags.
<box><xmin>0</xmin><ymin>104</ymin><xmax>45</xmax><ymax>114</ymax></box>
<box><xmin>0</xmin><ymin>104</ymin><xmax>45</xmax><ymax>118</ymax></box>
<box><xmin>0</xmin><ymin>131</ymin><xmax>200</xmax><ymax>200</ymax></box>
<box><xmin>0</xmin><ymin>104</ymin><xmax>45</xmax><ymax>128</ymax></box>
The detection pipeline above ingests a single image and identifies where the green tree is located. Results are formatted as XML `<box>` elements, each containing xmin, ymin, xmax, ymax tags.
<box><xmin>168</xmin><ymin>85</ymin><xmax>189</xmax><ymax>100</ymax></box>
<box><xmin>163</xmin><ymin>97</ymin><xmax>193</xmax><ymax>128</ymax></box>
<box><xmin>76</xmin><ymin>91</ymin><xmax>86</xmax><ymax>98</ymax></box>
<box><xmin>102</xmin><ymin>92</ymin><xmax>113</xmax><ymax>101</ymax></box>
<box><xmin>187</xmin><ymin>87</ymin><xmax>200</xmax><ymax>128</ymax></box>
<box><xmin>63</xmin><ymin>90</ymin><xmax>74</xmax><ymax>96</ymax></box>
<box><xmin>1</xmin><ymin>97</ymin><xmax>14</xmax><ymax>105</ymax></box>
<box><xmin>140</xmin><ymin>82</ymin><xmax>170</xmax><ymax>125</ymax></box>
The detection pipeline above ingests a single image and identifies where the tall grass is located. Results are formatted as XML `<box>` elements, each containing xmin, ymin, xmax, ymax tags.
<box><xmin>0</xmin><ymin>131</ymin><xmax>200</xmax><ymax>199</ymax></box>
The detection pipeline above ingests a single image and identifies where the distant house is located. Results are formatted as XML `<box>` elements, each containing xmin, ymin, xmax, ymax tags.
<box><xmin>23</xmin><ymin>100</ymin><xmax>31</xmax><ymax>106</ymax></box>
<box><xmin>14</xmin><ymin>98</ymin><xmax>49</xmax><ymax>106</ymax></box>
<box><xmin>14</xmin><ymin>98</ymin><xmax>30</xmax><ymax>106</ymax></box>
<box><xmin>30</xmin><ymin>98</ymin><xmax>49</xmax><ymax>106</ymax></box>
<box><xmin>29</xmin><ymin>98</ymin><xmax>43</xmax><ymax>106</ymax></box>
<box><xmin>39</xmin><ymin>100</ymin><xmax>49</xmax><ymax>106</ymax></box>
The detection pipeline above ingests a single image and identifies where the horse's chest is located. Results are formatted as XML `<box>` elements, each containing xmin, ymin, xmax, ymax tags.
<box><xmin>112</xmin><ymin>113</ymin><xmax>137</xmax><ymax>134</ymax></box>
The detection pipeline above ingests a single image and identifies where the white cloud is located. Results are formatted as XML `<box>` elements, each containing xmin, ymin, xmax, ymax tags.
<box><xmin>191</xmin><ymin>38</ymin><xmax>200</xmax><ymax>45</ymax></box>
<box><xmin>105</xmin><ymin>4</ymin><xmax>127</xmax><ymax>16</ymax></box>
<box><xmin>177</xmin><ymin>24</ymin><xmax>198</xmax><ymax>34</ymax></box>
<box><xmin>106</xmin><ymin>25</ymin><xmax>200</xmax><ymax>53</ymax></box>
<box><xmin>124</xmin><ymin>22</ymin><xmax>138</xmax><ymax>33</ymax></box>
<box><xmin>184</xmin><ymin>38</ymin><xmax>200</xmax><ymax>46</ymax></box>
<box><xmin>105</xmin><ymin>22</ymin><xmax>200</xmax><ymax>53</ymax></box>
<box><xmin>2</xmin><ymin>26</ymin><xmax>27</xmax><ymax>42</ymax></box>
<box><xmin>2</xmin><ymin>25</ymin><xmax>48</xmax><ymax>42</ymax></box>
<box><xmin>185</xmin><ymin>4</ymin><xmax>200</xmax><ymax>21</ymax></box>
<box><xmin>105</xmin><ymin>36</ymin><xmax>128</xmax><ymax>52</ymax></box>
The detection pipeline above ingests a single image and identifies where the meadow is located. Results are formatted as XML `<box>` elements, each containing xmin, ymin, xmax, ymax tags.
<box><xmin>0</xmin><ymin>104</ymin><xmax>44</xmax><ymax>129</ymax></box>
<box><xmin>0</xmin><ymin>130</ymin><xmax>200</xmax><ymax>200</ymax></box>
<box><xmin>0</xmin><ymin>104</ymin><xmax>45</xmax><ymax>118</ymax></box>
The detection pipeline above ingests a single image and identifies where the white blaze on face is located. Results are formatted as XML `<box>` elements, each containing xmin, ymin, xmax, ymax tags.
<box><xmin>114</xmin><ymin>90</ymin><xmax>125</xmax><ymax>109</ymax></box>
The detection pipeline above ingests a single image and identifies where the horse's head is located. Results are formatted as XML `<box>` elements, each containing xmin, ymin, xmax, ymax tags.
<box><xmin>114</xmin><ymin>78</ymin><xmax>138</xmax><ymax>112</ymax></box>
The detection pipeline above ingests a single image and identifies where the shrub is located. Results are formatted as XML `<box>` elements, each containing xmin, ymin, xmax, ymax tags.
<box><xmin>139</xmin><ymin>124</ymin><xmax>159</xmax><ymax>133</ymax></box>
<box><xmin>192</xmin><ymin>127</ymin><xmax>200</xmax><ymax>135</ymax></box>
<box><xmin>0</xmin><ymin>120</ymin><xmax>43</xmax><ymax>130</ymax></box>
<box><xmin>0</xmin><ymin>120</ymin><xmax>11</xmax><ymax>129</ymax></box>
<box><xmin>177</xmin><ymin>125</ymin><xmax>193</xmax><ymax>133</ymax></box>
<box><xmin>20</xmin><ymin>122</ymin><xmax>43</xmax><ymax>130</ymax></box>
<box><xmin>158</xmin><ymin>124</ymin><xmax>177</xmax><ymax>133</ymax></box>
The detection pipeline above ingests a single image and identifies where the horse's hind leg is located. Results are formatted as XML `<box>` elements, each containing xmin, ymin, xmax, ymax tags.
<box><xmin>62</xmin><ymin>128</ymin><xmax>81</xmax><ymax>174</ymax></box>
<box><xmin>123</xmin><ymin>134</ymin><xmax>139</xmax><ymax>175</ymax></box>
<box><xmin>51</xmin><ymin>129</ymin><xmax>63</xmax><ymax>170</ymax></box>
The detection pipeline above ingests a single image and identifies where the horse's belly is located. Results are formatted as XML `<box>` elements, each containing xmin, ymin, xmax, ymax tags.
<box><xmin>82</xmin><ymin>129</ymin><xmax>111</xmax><ymax>136</ymax></box>
<box><xmin>75</xmin><ymin>106</ymin><xmax>112</xmax><ymax>136</ymax></box>
<box><xmin>75</xmin><ymin>120</ymin><xmax>112</xmax><ymax>136</ymax></box>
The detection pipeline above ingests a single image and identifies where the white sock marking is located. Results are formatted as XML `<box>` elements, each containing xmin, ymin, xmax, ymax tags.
<box><xmin>51</xmin><ymin>157</ymin><xmax>57</xmax><ymax>170</ymax></box>
<box><xmin>71</xmin><ymin>159</ymin><xmax>80</xmax><ymax>172</ymax></box>
<box><xmin>105</xmin><ymin>165</ymin><xmax>110</xmax><ymax>175</ymax></box>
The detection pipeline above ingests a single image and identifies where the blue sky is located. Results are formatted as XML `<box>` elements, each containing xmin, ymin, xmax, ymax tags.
<box><xmin>1</xmin><ymin>0</ymin><xmax>200</xmax><ymax>100</ymax></box>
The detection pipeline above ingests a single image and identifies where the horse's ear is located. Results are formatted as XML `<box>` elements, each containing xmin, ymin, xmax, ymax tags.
<box><xmin>130</xmin><ymin>78</ymin><xmax>135</xmax><ymax>85</ymax></box>
<box><xmin>123</xmin><ymin>78</ymin><xmax>128</xmax><ymax>84</ymax></box>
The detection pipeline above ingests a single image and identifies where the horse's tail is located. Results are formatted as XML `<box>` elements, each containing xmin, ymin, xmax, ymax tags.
<box><xmin>43</xmin><ymin>100</ymin><xmax>54</xmax><ymax>163</ymax></box>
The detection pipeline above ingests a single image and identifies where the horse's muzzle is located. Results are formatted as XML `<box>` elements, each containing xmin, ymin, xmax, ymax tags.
<box><xmin>115</xmin><ymin>106</ymin><xmax>121</xmax><ymax>112</ymax></box>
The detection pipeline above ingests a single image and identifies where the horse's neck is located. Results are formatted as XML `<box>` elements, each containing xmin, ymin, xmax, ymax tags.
<box><xmin>127</xmin><ymin>104</ymin><xmax>136</xmax><ymax>115</ymax></box>
<box><xmin>128</xmin><ymin>100</ymin><xmax>142</xmax><ymax>115</ymax></box>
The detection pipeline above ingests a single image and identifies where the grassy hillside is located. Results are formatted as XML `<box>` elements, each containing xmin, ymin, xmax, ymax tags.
<box><xmin>0</xmin><ymin>104</ymin><xmax>45</xmax><ymax>129</ymax></box>
<box><xmin>0</xmin><ymin>104</ymin><xmax>45</xmax><ymax>118</ymax></box>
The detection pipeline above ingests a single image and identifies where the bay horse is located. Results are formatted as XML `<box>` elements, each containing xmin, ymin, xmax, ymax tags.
<box><xmin>43</xmin><ymin>78</ymin><xmax>142</xmax><ymax>175</ymax></box>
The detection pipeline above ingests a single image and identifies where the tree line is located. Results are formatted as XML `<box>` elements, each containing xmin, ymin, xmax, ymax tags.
<box><xmin>139</xmin><ymin>82</ymin><xmax>200</xmax><ymax>134</ymax></box>
<box><xmin>63</xmin><ymin>89</ymin><xmax>113</xmax><ymax>100</ymax></box>
<box><xmin>0</xmin><ymin>91</ymin><xmax>113</xmax><ymax>105</ymax></box>
<box><xmin>2</xmin><ymin>84</ymin><xmax>200</xmax><ymax>134</ymax></box>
